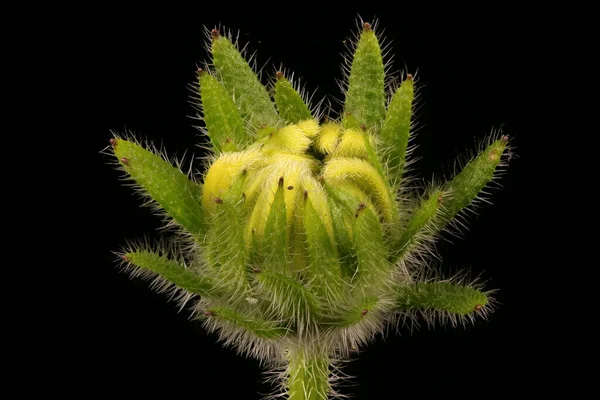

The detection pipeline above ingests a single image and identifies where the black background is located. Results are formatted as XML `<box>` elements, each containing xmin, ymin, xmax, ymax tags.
<box><xmin>80</xmin><ymin>5</ymin><xmax>539</xmax><ymax>399</ymax></box>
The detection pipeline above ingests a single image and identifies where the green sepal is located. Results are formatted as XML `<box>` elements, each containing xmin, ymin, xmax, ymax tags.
<box><xmin>395</xmin><ymin>281</ymin><xmax>488</xmax><ymax>315</ymax></box>
<box><xmin>274</xmin><ymin>73</ymin><xmax>313</xmax><ymax>124</ymax></box>
<box><xmin>211</xmin><ymin>33</ymin><xmax>279</xmax><ymax>128</ymax></box>
<box><xmin>343</xmin><ymin>24</ymin><xmax>386</xmax><ymax>130</ymax></box>
<box><xmin>254</xmin><ymin>178</ymin><xmax>289</xmax><ymax>272</ymax></box>
<box><xmin>304</xmin><ymin>192</ymin><xmax>343</xmax><ymax>302</ymax></box>
<box><xmin>441</xmin><ymin>137</ymin><xmax>509</xmax><ymax>227</ymax></box>
<box><xmin>112</xmin><ymin>139</ymin><xmax>204</xmax><ymax>237</ymax></box>
<box><xmin>124</xmin><ymin>249</ymin><xmax>219</xmax><ymax>298</ymax></box>
<box><xmin>379</xmin><ymin>77</ymin><xmax>414</xmax><ymax>184</ymax></box>
<box><xmin>204</xmin><ymin>173</ymin><xmax>249</xmax><ymax>298</ymax></box>
<box><xmin>198</xmin><ymin>70</ymin><xmax>247</xmax><ymax>153</ymax></box>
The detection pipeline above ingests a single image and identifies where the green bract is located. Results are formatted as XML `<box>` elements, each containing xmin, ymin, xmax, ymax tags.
<box><xmin>108</xmin><ymin>21</ymin><xmax>512</xmax><ymax>400</ymax></box>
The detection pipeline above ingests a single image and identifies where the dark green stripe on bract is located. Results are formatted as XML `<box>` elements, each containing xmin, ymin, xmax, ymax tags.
<box><xmin>344</xmin><ymin>24</ymin><xmax>386</xmax><ymax>130</ymax></box>
<box><xmin>211</xmin><ymin>34</ymin><xmax>279</xmax><ymax>128</ymax></box>
<box><xmin>126</xmin><ymin>250</ymin><xmax>218</xmax><ymax>298</ymax></box>
<box><xmin>113</xmin><ymin>139</ymin><xmax>204</xmax><ymax>236</ymax></box>
<box><xmin>198</xmin><ymin>71</ymin><xmax>246</xmax><ymax>153</ymax></box>
<box><xmin>274</xmin><ymin>73</ymin><xmax>312</xmax><ymax>124</ymax></box>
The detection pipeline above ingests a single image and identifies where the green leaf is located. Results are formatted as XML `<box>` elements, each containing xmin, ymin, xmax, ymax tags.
<box><xmin>198</xmin><ymin>70</ymin><xmax>247</xmax><ymax>153</ymax></box>
<box><xmin>274</xmin><ymin>72</ymin><xmax>312</xmax><ymax>124</ymax></box>
<box><xmin>379</xmin><ymin>76</ymin><xmax>414</xmax><ymax>184</ymax></box>
<box><xmin>206</xmin><ymin>306</ymin><xmax>288</xmax><ymax>339</ymax></box>
<box><xmin>441</xmin><ymin>136</ymin><xmax>509</xmax><ymax>226</ymax></box>
<box><xmin>125</xmin><ymin>249</ymin><xmax>219</xmax><ymax>298</ymax></box>
<box><xmin>344</xmin><ymin>23</ymin><xmax>386</xmax><ymax>130</ymax></box>
<box><xmin>211</xmin><ymin>31</ymin><xmax>279</xmax><ymax>128</ymax></box>
<box><xmin>112</xmin><ymin>139</ymin><xmax>204</xmax><ymax>236</ymax></box>
<box><xmin>395</xmin><ymin>281</ymin><xmax>489</xmax><ymax>316</ymax></box>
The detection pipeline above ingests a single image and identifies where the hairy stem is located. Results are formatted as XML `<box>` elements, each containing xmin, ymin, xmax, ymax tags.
<box><xmin>287</xmin><ymin>348</ymin><xmax>331</xmax><ymax>400</ymax></box>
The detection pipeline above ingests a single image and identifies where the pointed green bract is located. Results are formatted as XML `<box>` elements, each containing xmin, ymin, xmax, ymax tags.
<box><xmin>275</xmin><ymin>73</ymin><xmax>312</xmax><ymax>124</ymax></box>
<box><xmin>125</xmin><ymin>250</ymin><xmax>218</xmax><ymax>298</ymax></box>
<box><xmin>304</xmin><ymin>194</ymin><xmax>343</xmax><ymax>303</ymax></box>
<box><xmin>395</xmin><ymin>281</ymin><xmax>488</xmax><ymax>315</ymax></box>
<box><xmin>442</xmin><ymin>137</ymin><xmax>508</xmax><ymax>226</ymax></box>
<box><xmin>352</xmin><ymin>204</ymin><xmax>389</xmax><ymax>291</ymax></box>
<box><xmin>397</xmin><ymin>188</ymin><xmax>446</xmax><ymax>253</ymax></box>
<box><xmin>206</xmin><ymin>307</ymin><xmax>288</xmax><ymax>339</ymax></box>
<box><xmin>380</xmin><ymin>77</ymin><xmax>415</xmax><ymax>183</ymax></box>
<box><xmin>211</xmin><ymin>33</ymin><xmax>279</xmax><ymax>128</ymax></box>
<box><xmin>256</xmin><ymin>179</ymin><xmax>289</xmax><ymax>272</ymax></box>
<box><xmin>198</xmin><ymin>70</ymin><xmax>246</xmax><ymax>153</ymax></box>
<box><xmin>344</xmin><ymin>24</ymin><xmax>386</xmax><ymax>130</ymax></box>
<box><xmin>203</xmin><ymin>172</ymin><xmax>249</xmax><ymax>301</ymax></box>
<box><xmin>112</xmin><ymin>139</ymin><xmax>204</xmax><ymax>236</ymax></box>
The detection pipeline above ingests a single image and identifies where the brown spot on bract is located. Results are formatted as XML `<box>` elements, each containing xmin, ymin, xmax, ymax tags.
<box><xmin>121</xmin><ymin>157</ymin><xmax>129</xmax><ymax>165</ymax></box>
<box><xmin>276</xmin><ymin>71</ymin><xmax>283</xmax><ymax>79</ymax></box>
<box><xmin>252</xmin><ymin>267</ymin><xmax>261</xmax><ymax>273</ymax></box>
<box><xmin>121</xmin><ymin>255</ymin><xmax>129</xmax><ymax>262</ymax></box>
<box><xmin>211</xmin><ymin>29</ymin><xmax>220</xmax><ymax>39</ymax></box>
<box><xmin>437</xmin><ymin>195</ymin><xmax>444</xmax><ymax>203</ymax></box>
<box><xmin>109</xmin><ymin>138</ymin><xmax>117</xmax><ymax>148</ymax></box>
<box><xmin>204</xmin><ymin>310</ymin><xmax>216</xmax><ymax>317</ymax></box>
<box><xmin>474</xmin><ymin>304</ymin><xmax>483</xmax><ymax>311</ymax></box>
<box><xmin>361</xmin><ymin>309</ymin><xmax>368</xmax><ymax>316</ymax></box>
<box><xmin>278</xmin><ymin>177</ymin><xmax>284</xmax><ymax>186</ymax></box>
<box><xmin>407</xmin><ymin>73</ymin><xmax>413</xmax><ymax>80</ymax></box>
<box><xmin>197</xmin><ymin>67</ymin><xmax>205</xmax><ymax>76</ymax></box>
<box><xmin>502</xmin><ymin>135</ymin><xmax>509</xmax><ymax>142</ymax></box>
<box><xmin>225</xmin><ymin>137</ymin><xmax>231</xmax><ymax>143</ymax></box>
<box><xmin>287</xmin><ymin>185</ymin><xmax>294</xmax><ymax>190</ymax></box>
<box><xmin>303</xmin><ymin>190</ymin><xmax>308</xmax><ymax>200</ymax></box>
<box><xmin>363</xmin><ymin>22</ymin><xmax>371</xmax><ymax>31</ymax></box>
<box><xmin>360</xmin><ymin>123</ymin><xmax>366</xmax><ymax>131</ymax></box>
<box><xmin>214</xmin><ymin>197</ymin><xmax>223</xmax><ymax>204</ymax></box>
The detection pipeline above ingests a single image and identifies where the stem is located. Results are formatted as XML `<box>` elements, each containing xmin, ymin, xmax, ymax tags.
<box><xmin>287</xmin><ymin>348</ymin><xmax>331</xmax><ymax>400</ymax></box>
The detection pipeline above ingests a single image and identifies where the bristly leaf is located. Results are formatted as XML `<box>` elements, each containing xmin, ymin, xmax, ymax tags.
<box><xmin>112</xmin><ymin>138</ymin><xmax>204</xmax><ymax>236</ymax></box>
<box><xmin>211</xmin><ymin>30</ymin><xmax>279</xmax><ymax>128</ymax></box>
<box><xmin>379</xmin><ymin>75</ymin><xmax>414</xmax><ymax>184</ymax></box>
<box><xmin>395</xmin><ymin>280</ymin><xmax>490</xmax><ymax>316</ymax></box>
<box><xmin>274</xmin><ymin>71</ymin><xmax>313</xmax><ymax>124</ymax></box>
<box><xmin>205</xmin><ymin>306</ymin><xmax>288</xmax><ymax>339</ymax></box>
<box><xmin>123</xmin><ymin>249</ymin><xmax>219</xmax><ymax>298</ymax></box>
<box><xmin>440</xmin><ymin>136</ymin><xmax>510</xmax><ymax>230</ymax></box>
<box><xmin>198</xmin><ymin>69</ymin><xmax>247</xmax><ymax>153</ymax></box>
<box><xmin>344</xmin><ymin>23</ymin><xmax>386</xmax><ymax>130</ymax></box>
<box><xmin>395</xmin><ymin>187</ymin><xmax>446</xmax><ymax>257</ymax></box>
